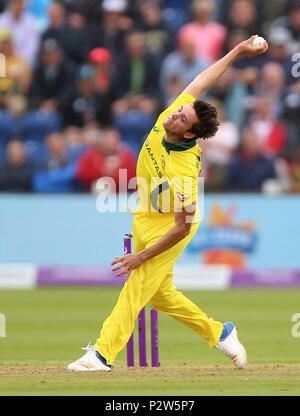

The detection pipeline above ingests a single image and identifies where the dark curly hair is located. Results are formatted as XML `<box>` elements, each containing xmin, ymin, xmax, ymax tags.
<box><xmin>187</xmin><ymin>100</ymin><xmax>220</xmax><ymax>140</ymax></box>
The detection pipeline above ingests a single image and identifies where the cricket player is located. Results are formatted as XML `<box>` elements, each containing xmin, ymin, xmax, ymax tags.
<box><xmin>68</xmin><ymin>35</ymin><xmax>268</xmax><ymax>372</ymax></box>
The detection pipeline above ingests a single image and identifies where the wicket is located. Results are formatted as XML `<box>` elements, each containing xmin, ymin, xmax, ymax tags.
<box><xmin>124</xmin><ymin>233</ymin><xmax>160</xmax><ymax>367</ymax></box>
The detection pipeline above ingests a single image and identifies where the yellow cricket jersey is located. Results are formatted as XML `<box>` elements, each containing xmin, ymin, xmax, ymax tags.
<box><xmin>136</xmin><ymin>93</ymin><xmax>202</xmax><ymax>223</ymax></box>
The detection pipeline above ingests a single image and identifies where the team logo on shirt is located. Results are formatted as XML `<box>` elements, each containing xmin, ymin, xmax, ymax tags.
<box><xmin>153</xmin><ymin>126</ymin><xmax>160</xmax><ymax>132</ymax></box>
<box><xmin>144</xmin><ymin>138</ymin><xmax>163</xmax><ymax>178</ymax></box>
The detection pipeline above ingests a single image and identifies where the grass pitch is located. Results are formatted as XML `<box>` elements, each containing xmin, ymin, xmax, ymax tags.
<box><xmin>0</xmin><ymin>287</ymin><xmax>299</xmax><ymax>396</ymax></box>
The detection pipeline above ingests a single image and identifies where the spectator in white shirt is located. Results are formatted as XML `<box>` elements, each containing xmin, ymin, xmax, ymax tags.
<box><xmin>0</xmin><ymin>0</ymin><xmax>40</xmax><ymax>66</ymax></box>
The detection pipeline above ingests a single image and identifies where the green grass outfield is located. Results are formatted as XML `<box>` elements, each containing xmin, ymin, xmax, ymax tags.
<box><xmin>0</xmin><ymin>287</ymin><xmax>300</xmax><ymax>396</ymax></box>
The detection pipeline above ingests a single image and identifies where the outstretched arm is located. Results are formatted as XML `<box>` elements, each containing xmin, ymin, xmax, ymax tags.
<box><xmin>182</xmin><ymin>35</ymin><xmax>268</xmax><ymax>99</ymax></box>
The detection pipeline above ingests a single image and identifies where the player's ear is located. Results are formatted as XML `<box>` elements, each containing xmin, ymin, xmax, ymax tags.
<box><xmin>184</xmin><ymin>131</ymin><xmax>196</xmax><ymax>140</ymax></box>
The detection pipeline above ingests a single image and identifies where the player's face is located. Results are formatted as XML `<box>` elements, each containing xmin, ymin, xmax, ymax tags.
<box><xmin>163</xmin><ymin>104</ymin><xmax>198</xmax><ymax>139</ymax></box>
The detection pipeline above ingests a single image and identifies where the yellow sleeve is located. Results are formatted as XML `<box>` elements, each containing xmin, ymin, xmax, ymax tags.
<box><xmin>156</xmin><ymin>93</ymin><xmax>196</xmax><ymax>127</ymax></box>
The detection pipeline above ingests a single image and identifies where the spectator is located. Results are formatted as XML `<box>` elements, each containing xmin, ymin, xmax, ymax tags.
<box><xmin>0</xmin><ymin>28</ymin><xmax>32</xmax><ymax>94</ymax></box>
<box><xmin>226</xmin><ymin>0</ymin><xmax>263</xmax><ymax>38</ymax></box>
<box><xmin>0</xmin><ymin>139</ymin><xmax>34</xmax><ymax>192</ymax></box>
<box><xmin>281</xmin><ymin>79</ymin><xmax>300</xmax><ymax>161</ymax></box>
<box><xmin>42</xmin><ymin>1</ymin><xmax>86</xmax><ymax>66</ymax></box>
<box><xmin>248</xmin><ymin>95</ymin><xmax>287</xmax><ymax>157</ymax></box>
<box><xmin>87</xmin><ymin>47</ymin><xmax>117</xmax><ymax>99</ymax></box>
<box><xmin>32</xmin><ymin>131</ymin><xmax>81</xmax><ymax>192</ymax></box>
<box><xmin>76</xmin><ymin>126</ymin><xmax>137</xmax><ymax>192</ymax></box>
<box><xmin>265</xmin><ymin>27</ymin><xmax>295</xmax><ymax>84</ymax></box>
<box><xmin>201</xmin><ymin>99</ymin><xmax>240</xmax><ymax>191</ymax></box>
<box><xmin>114</xmin><ymin>30</ymin><xmax>161</xmax><ymax>99</ymax></box>
<box><xmin>0</xmin><ymin>0</ymin><xmax>40</xmax><ymax>66</ymax></box>
<box><xmin>64</xmin><ymin>125</ymin><xmax>86</xmax><ymax>159</ymax></box>
<box><xmin>30</xmin><ymin>38</ymin><xmax>75</xmax><ymax>110</ymax></box>
<box><xmin>272</xmin><ymin>0</ymin><xmax>300</xmax><ymax>53</ymax></box>
<box><xmin>178</xmin><ymin>0</ymin><xmax>227</xmax><ymax>62</ymax></box>
<box><xmin>27</xmin><ymin>0</ymin><xmax>52</xmax><ymax>32</ymax></box>
<box><xmin>83</xmin><ymin>0</ymin><xmax>133</xmax><ymax>58</ymax></box>
<box><xmin>137</xmin><ymin>0</ymin><xmax>172</xmax><ymax>59</ymax></box>
<box><xmin>163</xmin><ymin>75</ymin><xmax>185</xmax><ymax>107</ymax></box>
<box><xmin>81</xmin><ymin>126</ymin><xmax>102</xmax><ymax>147</ymax></box>
<box><xmin>110</xmin><ymin>29</ymin><xmax>160</xmax><ymax>154</ymax></box>
<box><xmin>256</xmin><ymin>62</ymin><xmax>287</xmax><ymax>118</ymax></box>
<box><xmin>226</xmin><ymin>126</ymin><xmax>278</xmax><ymax>192</ymax></box>
<box><xmin>160</xmin><ymin>0</ymin><xmax>192</xmax><ymax>34</ymax></box>
<box><xmin>62</xmin><ymin>64</ymin><xmax>113</xmax><ymax>127</ymax></box>
<box><xmin>216</xmin><ymin>0</ymin><xmax>265</xmax><ymax>29</ymax></box>
<box><xmin>160</xmin><ymin>32</ymin><xmax>209</xmax><ymax>103</ymax></box>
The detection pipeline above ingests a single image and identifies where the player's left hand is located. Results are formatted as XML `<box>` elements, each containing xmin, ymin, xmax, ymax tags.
<box><xmin>238</xmin><ymin>35</ymin><xmax>269</xmax><ymax>57</ymax></box>
<box><xmin>111</xmin><ymin>253</ymin><xmax>144</xmax><ymax>278</ymax></box>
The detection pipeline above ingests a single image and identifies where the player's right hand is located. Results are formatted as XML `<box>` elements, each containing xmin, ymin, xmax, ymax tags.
<box><xmin>238</xmin><ymin>35</ymin><xmax>268</xmax><ymax>57</ymax></box>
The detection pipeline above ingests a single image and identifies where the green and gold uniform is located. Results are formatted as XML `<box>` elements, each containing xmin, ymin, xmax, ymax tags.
<box><xmin>95</xmin><ymin>94</ymin><xmax>223</xmax><ymax>365</ymax></box>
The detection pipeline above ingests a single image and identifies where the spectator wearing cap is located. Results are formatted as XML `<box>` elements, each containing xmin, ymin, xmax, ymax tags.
<box><xmin>75</xmin><ymin>126</ymin><xmax>137</xmax><ymax>193</ymax></box>
<box><xmin>62</xmin><ymin>64</ymin><xmax>113</xmax><ymax>128</ymax></box>
<box><xmin>0</xmin><ymin>139</ymin><xmax>35</xmax><ymax>192</ymax></box>
<box><xmin>178</xmin><ymin>0</ymin><xmax>227</xmax><ymax>62</ymax></box>
<box><xmin>0</xmin><ymin>0</ymin><xmax>40</xmax><ymax>66</ymax></box>
<box><xmin>88</xmin><ymin>48</ymin><xmax>116</xmax><ymax>95</ymax></box>
<box><xmin>101</xmin><ymin>0</ymin><xmax>134</xmax><ymax>57</ymax></box>
<box><xmin>42</xmin><ymin>1</ymin><xmax>86</xmax><ymax>66</ymax></box>
<box><xmin>83</xmin><ymin>0</ymin><xmax>133</xmax><ymax>59</ymax></box>
<box><xmin>30</xmin><ymin>38</ymin><xmax>75</xmax><ymax>110</ymax></box>
<box><xmin>0</xmin><ymin>28</ymin><xmax>32</xmax><ymax>95</ymax></box>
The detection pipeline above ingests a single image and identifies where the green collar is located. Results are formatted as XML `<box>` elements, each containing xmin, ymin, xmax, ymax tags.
<box><xmin>162</xmin><ymin>137</ymin><xmax>197</xmax><ymax>154</ymax></box>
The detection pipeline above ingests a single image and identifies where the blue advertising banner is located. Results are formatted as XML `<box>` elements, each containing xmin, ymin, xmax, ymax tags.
<box><xmin>0</xmin><ymin>194</ymin><xmax>299</xmax><ymax>269</ymax></box>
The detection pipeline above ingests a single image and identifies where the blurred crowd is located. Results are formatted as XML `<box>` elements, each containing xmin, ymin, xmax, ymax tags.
<box><xmin>0</xmin><ymin>0</ymin><xmax>300</xmax><ymax>194</ymax></box>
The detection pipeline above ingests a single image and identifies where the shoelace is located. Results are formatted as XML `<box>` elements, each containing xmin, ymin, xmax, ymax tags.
<box><xmin>81</xmin><ymin>341</ymin><xmax>96</xmax><ymax>353</ymax></box>
<box><xmin>81</xmin><ymin>341</ymin><xmax>112</xmax><ymax>369</ymax></box>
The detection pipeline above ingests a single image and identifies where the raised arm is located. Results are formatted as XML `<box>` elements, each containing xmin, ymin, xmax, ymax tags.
<box><xmin>182</xmin><ymin>35</ymin><xmax>268</xmax><ymax>99</ymax></box>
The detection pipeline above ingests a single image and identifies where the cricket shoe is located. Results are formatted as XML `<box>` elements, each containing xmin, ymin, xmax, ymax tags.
<box><xmin>215</xmin><ymin>322</ymin><xmax>247</xmax><ymax>369</ymax></box>
<box><xmin>67</xmin><ymin>342</ymin><xmax>113</xmax><ymax>372</ymax></box>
